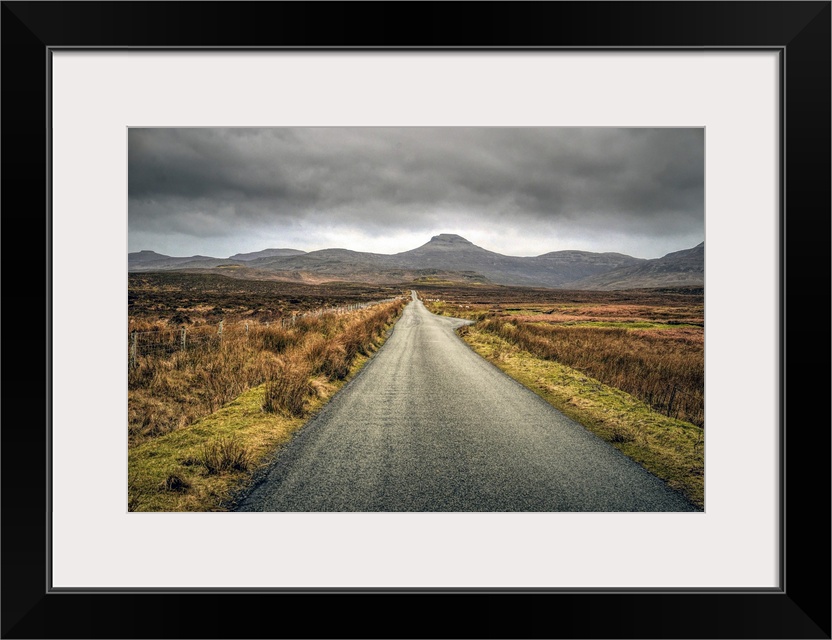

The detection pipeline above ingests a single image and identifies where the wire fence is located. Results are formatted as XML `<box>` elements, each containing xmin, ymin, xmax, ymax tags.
<box><xmin>644</xmin><ymin>383</ymin><xmax>704</xmax><ymax>428</ymax></box>
<box><xmin>128</xmin><ymin>297</ymin><xmax>403</xmax><ymax>368</ymax></box>
<box><xmin>129</xmin><ymin>324</ymin><xmax>221</xmax><ymax>361</ymax></box>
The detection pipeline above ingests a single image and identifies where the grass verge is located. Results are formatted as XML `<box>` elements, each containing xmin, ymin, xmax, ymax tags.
<box><xmin>458</xmin><ymin>326</ymin><xmax>704</xmax><ymax>509</ymax></box>
<box><xmin>128</xmin><ymin>348</ymin><xmax>380</xmax><ymax>511</ymax></box>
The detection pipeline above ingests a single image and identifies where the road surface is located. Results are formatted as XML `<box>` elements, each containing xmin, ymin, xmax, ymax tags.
<box><xmin>236</xmin><ymin>291</ymin><xmax>697</xmax><ymax>512</ymax></box>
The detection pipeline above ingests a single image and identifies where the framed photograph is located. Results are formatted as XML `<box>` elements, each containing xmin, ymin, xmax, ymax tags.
<box><xmin>3</xmin><ymin>2</ymin><xmax>829</xmax><ymax>638</ymax></box>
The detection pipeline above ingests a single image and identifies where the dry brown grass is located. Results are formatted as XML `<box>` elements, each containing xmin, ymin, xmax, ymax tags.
<box><xmin>470</xmin><ymin>318</ymin><xmax>704</xmax><ymax>427</ymax></box>
<box><xmin>129</xmin><ymin>300</ymin><xmax>405</xmax><ymax>446</ymax></box>
<box><xmin>262</xmin><ymin>356</ymin><xmax>314</xmax><ymax>417</ymax></box>
<box><xmin>129</xmin><ymin>271</ymin><xmax>405</xmax><ymax>323</ymax></box>
<box><xmin>200</xmin><ymin>436</ymin><xmax>252</xmax><ymax>474</ymax></box>
<box><xmin>422</xmin><ymin>287</ymin><xmax>704</xmax><ymax>428</ymax></box>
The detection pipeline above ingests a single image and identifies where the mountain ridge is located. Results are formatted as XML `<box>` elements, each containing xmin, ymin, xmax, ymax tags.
<box><xmin>562</xmin><ymin>242</ymin><xmax>705</xmax><ymax>290</ymax></box>
<box><xmin>229</xmin><ymin>248</ymin><xmax>307</xmax><ymax>261</ymax></box>
<box><xmin>129</xmin><ymin>234</ymin><xmax>703</xmax><ymax>290</ymax></box>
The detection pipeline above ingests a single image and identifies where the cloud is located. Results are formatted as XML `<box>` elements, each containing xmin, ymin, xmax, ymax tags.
<box><xmin>128</xmin><ymin>127</ymin><xmax>703</xmax><ymax>258</ymax></box>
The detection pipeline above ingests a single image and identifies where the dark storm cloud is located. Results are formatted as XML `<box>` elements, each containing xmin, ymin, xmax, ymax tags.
<box><xmin>128</xmin><ymin>127</ymin><xmax>703</xmax><ymax>257</ymax></box>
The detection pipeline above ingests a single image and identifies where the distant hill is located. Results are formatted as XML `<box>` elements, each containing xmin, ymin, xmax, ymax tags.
<box><xmin>129</xmin><ymin>235</ymin><xmax>704</xmax><ymax>290</ymax></box>
<box><xmin>531</xmin><ymin>249</ymin><xmax>646</xmax><ymax>285</ymax></box>
<box><xmin>228</xmin><ymin>248</ymin><xmax>306</xmax><ymax>261</ymax></box>
<box><xmin>128</xmin><ymin>250</ymin><xmax>234</xmax><ymax>270</ymax></box>
<box><xmin>562</xmin><ymin>242</ymin><xmax>704</xmax><ymax>290</ymax></box>
<box><xmin>391</xmin><ymin>234</ymin><xmax>644</xmax><ymax>288</ymax></box>
<box><xmin>129</xmin><ymin>250</ymin><xmax>170</xmax><ymax>265</ymax></box>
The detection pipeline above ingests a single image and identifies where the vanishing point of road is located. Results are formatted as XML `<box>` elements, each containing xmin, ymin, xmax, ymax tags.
<box><xmin>236</xmin><ymin>291</ymin><xmax>698</xmax><ymax>512</ymax></box>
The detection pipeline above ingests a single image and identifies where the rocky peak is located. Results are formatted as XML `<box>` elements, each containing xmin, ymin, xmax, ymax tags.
<box><xmin>429</xmin><ymin>234</ymin><xmax>473</xmax><ymax>244</ymax></box>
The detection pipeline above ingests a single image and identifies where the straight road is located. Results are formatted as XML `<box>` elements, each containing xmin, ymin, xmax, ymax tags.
<box><xmin>236</xmin><ymin>291</ymin><xmax>697</xmax><ymax>512</ymax></box>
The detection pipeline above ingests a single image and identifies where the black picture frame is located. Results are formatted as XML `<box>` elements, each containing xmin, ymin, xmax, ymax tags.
<box><xmin>2</xmin><ymin>2</ymin><xmax>829</xmax><ymax>638</ymax></box>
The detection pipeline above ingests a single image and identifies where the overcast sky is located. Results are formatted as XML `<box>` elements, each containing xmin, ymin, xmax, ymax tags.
<box><xmin>128</xmin><ymin>127</ymin><xmax>704</xmax><ymax>259</ymax></box>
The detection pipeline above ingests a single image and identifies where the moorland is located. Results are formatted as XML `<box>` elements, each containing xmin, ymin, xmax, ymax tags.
<box><xmin>128</xmin><ymin>271</ymin><xmax>704</xmax><ymax>510</ymax></box>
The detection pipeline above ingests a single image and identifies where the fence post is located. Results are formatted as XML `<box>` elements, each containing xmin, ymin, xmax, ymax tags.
<box><xmin>130</xmin><ymin>331</ymin><xmax>137</xmax><ymax>368</ymax></box>
<box><xmin>218</xmin><ymin>320</ymin><xmax>223</xmax><ymax>341</ymax></box>
<box><xmin>245</xmin><ymin>322</ymin><xmax>249</xmax><ymax>335</ymax></box>
<box><xmin>666</xmin><ymin>385</ymin><xmax>677</xmax><ymax>417</ymax></box>
<box><xmin>181</xmin><ymin>326</ymin><xmax>186</xmax><ymax>351</ymax></box>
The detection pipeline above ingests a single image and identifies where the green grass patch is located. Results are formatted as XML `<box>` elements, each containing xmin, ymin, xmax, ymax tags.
<box><xmin>459</xmin><ymin>326</ymin><xmax>704</xmax><ymax>509</ymax></box>
<box><xmin>129</xmin><ymin>352</ymin><xmax>375</xmax><ymax>512</ymax></box>
<box><xmin>420</xmin><ymin>300</ymin><xmax>483</xmax><ymax>321</ymax></box>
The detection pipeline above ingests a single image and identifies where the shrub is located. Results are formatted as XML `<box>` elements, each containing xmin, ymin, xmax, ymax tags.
<box><xmin>301</xmin><ymin>333</ymin><xmax>329</xmax><ymax>373</ymax></box>
<box><xmin>321</xmin><ymin>341</ymin><xmax>350</xmax><ymax>380</ymax></box>
<box><xmin>200</xmin><ymin>437</ymin><xmax>251</xmax><ymax>474</ymax></box>
<box><xmin>262</xmin><ymin>357</ymin><xmax>314</xmax><ymax>417</ymax></box>
<box><xmin>259</xmin><ymin>326</ymin><xmax>292</xmax><ymax>354</ymax></box>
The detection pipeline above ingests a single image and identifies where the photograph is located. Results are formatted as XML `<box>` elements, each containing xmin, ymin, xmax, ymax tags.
<box><xmin>3</xmin><ymin>0</ymin><xmax>828</xmax><ymax>635</ymax></box>
<box><xmin>127</xmin><ymin>127</ymin><xmax>705</xmax><ymax>513</ymax></box>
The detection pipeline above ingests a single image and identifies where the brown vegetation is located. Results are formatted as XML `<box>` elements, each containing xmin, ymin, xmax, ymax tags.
<box><xmin>466</xmin><ymin>319</ymin><xmax>703</xmax><ymax>426</ymax></box>
<box><xmin>129</xmin><ymin>271</ymin><xmax>404</xmax><ymax>323</ymax></box>
<box><xmin>415</xmin><ymin>282</ymin><xmax>703</xmax><ymax>311</ymax></box>
<box><xmin>423</xmin><ymin>285</ymin><xmax>704</xmax><ymax>428</ymax></box>
<box><xmin>200</xmin><ymin>436</ymin><xmax>252</xmax><ymax>474</ymax></box>
<box><xmin>129</xmin><ymin>285</ymin><xmax>406</xmax><ymax>446</ymax></box>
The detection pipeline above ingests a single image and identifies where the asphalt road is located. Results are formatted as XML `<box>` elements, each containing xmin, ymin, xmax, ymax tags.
<box><xmin>235</xmin><ymin>291</ymin><xmax>697</xmax><ymax>512</ymax></box>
